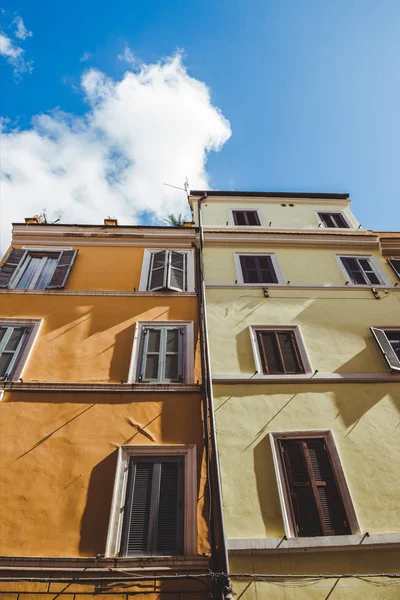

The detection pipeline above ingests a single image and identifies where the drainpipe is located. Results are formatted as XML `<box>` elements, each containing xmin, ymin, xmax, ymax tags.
<box><xmin>196</xmin><ymin>194</ymin><xmax>231</xmax><ymax>599</ymax></box>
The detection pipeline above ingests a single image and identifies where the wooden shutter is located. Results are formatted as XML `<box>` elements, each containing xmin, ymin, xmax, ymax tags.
<box><xmin>0</xmin><ymin>248</ymin><xmax>28</xmax><ymax>288</ymax></box>
<box><xmin>148</xmin><ymin>251</ymin><xmax>167</xmax><ymax>291</ymax></box>
<box><xmin>121</xmin><ymin>457</ymin><xmax>184</xmax><ymax>556</ymax></box>
<box><xmin>240</xmin><ymin>255</ymin><xmax>278</xmax><ymax>284</ymax></box>
<box><xmin>0</xmin><ymin>326</ymin><xmax>30</xmax><ymax>380</ymax></box>
<box><xmin>279</xmin><ymin>438</ymin><xmax>350</xmax><ymax>537</ymax></box>
<box><xmin>47</xmin><ymin>250</ymin><xmax>78</xmax><ymax>289</ymax></box>
<box><xmin>388</xmin><ymin>259</ymin><xmax>400</xmax><ymax>280</ymax></box>
<box><xmin>167</xmin><ymin>251</ymin><xmax>186</xmax><ymax>292</ymax></box>
<box><xmin>371</xmin><ymin>327</ymin><xmax>400</xmax><ymax>371</ymax></box>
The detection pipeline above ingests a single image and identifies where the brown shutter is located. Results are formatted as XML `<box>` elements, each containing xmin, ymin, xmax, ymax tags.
<box><xmin>0</xmin><ymin>248</ymin><xmax>28</xmax><ymax>288</ymax></box>
<box><xmin>47</xmin><ymin>250</ymin><xmax>78</xmax><ymax>289</ymax></box>
<box><xmin>388</xmin><ymin>259</ymin><xmax>400</xmax><ymax>280</ymax></box>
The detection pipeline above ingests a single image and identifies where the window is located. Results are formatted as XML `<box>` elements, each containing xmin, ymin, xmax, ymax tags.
<box><xmin>129</xmin><ymin>322</ymin><xmax>194</xmax><ymax>384</ymax></box>
<box><xmin>0</xmin><ymin>320</ymin><xmax>41</xmax><ymax>381</ymax></box>
<box><xmin>235</xmin><ymin>253</ymin><xmax>284</xmax><ymax>284</ymax></box>
<box><xmin>338</xmin><ymin>255</ymin><xmax>386</xmax><ymax>286</ymax></box>
<box><xmin>271</xmin><ymin>432</ymin><xmax>359</xmax><ymax>538</ymax></box>
<box><xmin>252</xmin><ymin>326</ymin><xmax>311</xmax><ymax>375</ymax></box>
<box><xmin>371</xmin><ymin>327</ymin><xmax>400</xmax><ymax>371</ymax></box>
<box><xmin>139</xmin><ymin>249</ymin><xmax>194</xmax><ymax>292</ymax></box>
<box><xmin>106</xmin><ymin>445</ymin><xmax>197</xmax><ymax>557</ymax></box>
<box><xmin>317</xmin><ymin>212</ymin><xmax>350</xmax><ymax>228</ymax></box>
<box><xmin>388</xmin><ymin>258</ymin><xmax>400</xmax><ymax>280</ymax></box>
<box><xmin>0</xmin><ymin>248</ymin><xmax>78</xmax><ymax>290</ymax></box>
<box><xmin>231</xmin><ymin>210</ymin><xmax>261</xmax><ymax>226</ymax></box>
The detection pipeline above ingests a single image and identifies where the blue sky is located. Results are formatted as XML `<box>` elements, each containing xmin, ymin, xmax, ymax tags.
<box><xmin>1</xmin><ymin>0</ymin><xmax>399</xmax><ymax>244</ymax></box>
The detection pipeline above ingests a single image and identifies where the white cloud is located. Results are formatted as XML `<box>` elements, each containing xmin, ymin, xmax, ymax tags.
<box><xmin>1</xmin><ymin>52</ymin><xmax>231</xmax><ymax>251</ymax></box>
<box><xmin>79</xmin><ymin>51</ymin><xmax>91</xmax><ymax>62</ymax></box>
<box><xmin>0</xmin><ymin>14</ymin><xmax>33</xmax><ymax>79</ymax></box>
<box><xmin>14</xmin><ymin>16</ymin><xmax>32</xmax><ymax>40</ymax></box>
<box><xmin>117</xmin><ymin>46</ymin><xmax>137</xmax><ymax>66</ymax></box>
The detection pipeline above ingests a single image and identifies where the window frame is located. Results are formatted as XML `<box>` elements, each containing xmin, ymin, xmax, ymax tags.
<box><xmin>250</xmin><ymin>325</ymin><xmax>312</xmax><ymax>376</ymax></box>
<box><xmin>228</xmin><ymin>208</ymin><xmax>263</xmax><ymax>227</ymax></box>
<box><xmin>138</xmin><ymin>249</ymin><xmax>195</xmax><ymax>292</ymax></box>
<box><xmin>234</xmin><ymin>252</ymin><xmax>285</xmax><ymax>285</ymax></box>
<box><xmin>7</xmin><ymin>247</ymin><xmax>74</xmax><ymax>290</ymax></box>
<box><xmin>335</xmin><ymin>254</ymin><xmax>389</xmax><ymax>287</ymax></box>
<box><xmin>371</xmin><ymin>326</ymin><xmax>400</xmax><ymax>372</ymax></box>
<box><xmin>128</xmin><ymin>321</ymin><xmax>195</xmax><ymax>384</ymax></box>
<box><xmin>0</xmin><ymin>319</ymin><xmax>42</xmax><ymax>382</ymax></box>
<box><xmin>315</xmin><ymin>211</ymin><xmax>352</xmax><ymax>229</ymax></box>
<box><xmin>105</xmin><ymin>444</ymin><xmax>197</xmax><ymax>558</ymax></box>
<box><xmin>270</xmin><ymin>431</ymin><xmax>359</xmax><ymax>539</ymax></box>
<box><xmin>387</xmin><ymin>257</ymin><xmax>400</xmax><ymax>280</ymax></box>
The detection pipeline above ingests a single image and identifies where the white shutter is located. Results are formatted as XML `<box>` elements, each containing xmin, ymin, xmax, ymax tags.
<box><xmin>167</xmin><ymin>251</ymin><xmax>186</xmax><ymax>292</ymax></box>
<box><xmin>371</xmin><ymin>327</ymin><xmax>400</xmax><ymax>372</ymax></box>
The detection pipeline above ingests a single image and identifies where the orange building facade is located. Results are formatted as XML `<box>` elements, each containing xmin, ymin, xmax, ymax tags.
<box><xmin>0</xmin><ymin>221</ymin><xmax>218</xmax><ymax>599</ymax></box>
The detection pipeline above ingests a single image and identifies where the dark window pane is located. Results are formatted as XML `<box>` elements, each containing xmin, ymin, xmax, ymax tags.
<box><xmin>35</xmin><ymin>258</ymin><xmax>58</xmax><ymax>289</ymax></box>
<box><xmin>166</xmin><ymin>329</ymin><xmax>179</xmax><ymax>352</ymax></box>
<box><xmin>246</xmin><ymin>211</ymin><xmax>260</xmax><ymax>225</ymax></box>
<box><xmin>144</xmin><ymin>355</ymin><xmax>159</xmax><ymax>379</ymax></box>
<box><xmin>147</xmin><ymin>330</ymin><xmax>161</xmax><ymax>353</ymax></box>
<box><xmin>165</xmin><ymin>355</ymin><xmax>178</xmax><ymax>380</ymax></box>
<box><xmin>333</xmin><ymin>214</ymin><xmax>348</xmax><ymax>228</ymax></box>
<box><xmin>5</xmin><ymin>328</ymin><xmax>25</xmax><ymax>351</ymax></box>
<box><xmin>278</xmin><ymin>332</ymin><xmax>302</xmax><ymax>373</ymax></box>
<box><xmin>156</xmin><ymin>461</ymin><xmax>182</xmax><ymax>554</ymax></box>
<box><xmin>124</xmin><ymin>462</ymin><xmax>153</xmax><ymax>555</ymax></box>
<box><xmin>0</xmin><ymin>353</ymin><xmax>13</xmax><ymax>378</ymax></box>
<box><xmin>341</xmin><ymin>258</ymin><xmax>367</xmax><ymax>284</ymax></box>
<box><xmin>0</xmin><ymin>328</ymin><xmax>7</xmax><ymax>345</ymax></box>
<box><xmin>385</xmin><ymin>331</ymin><xmax>400</xmax><ymax>360</ymax></box>
<box><xmin>233</xmin><ymin>211</ymin><xmax>246</xmax><ymax>225</ymax></box>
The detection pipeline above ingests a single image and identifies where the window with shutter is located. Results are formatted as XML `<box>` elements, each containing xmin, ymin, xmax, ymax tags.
<box><xmin>318</xmin><ymin>212</ymin><xmax>350</xmax><ymax>228</ymax></box>
<box><xmin>273</xmin><ymin>433</ymin><xmax>357</xmax><ymax>537</ymax></box>
<box><xmin>388</xmin><ymin>258</ymin><xmax>400</xmax><ymax>280</ymax></box>
<box><xmin>255</xmin><ymin>329</ymin><xmax>305</xmax><ymax>374</ymax></box>
<box><xmin>0</xmin><ymin>248</ymin><xmax>78</xmax><ymax>290</ymax></box>
<box><xmin>232</xmin><ymin>210</ymin><xmax>261</xmax><ymax>226</ymax></box>
<box><xmin>339</xmin><ymin>256</ymin><xmax>385</xmax><ymax>285</ymax></box>
<box><xmin>0</xmin><ymin>320</ymin><xmax>41</xmax><ymax>381</ymax></box>
<box><xmin>240</xmin><ymin>255</ymin><xmax>279</xmax><ymax>284</ymax></box>
<box><xmin>371</xmin><ymin>328</ymin><xmax>400</xmax><ymax>371</ymax></box>
<box><xmin>145</xmin><ymin>250</ymin><xmax>189</xmax><ymax>292</ymax></box>
<box><xmin>138</xmin><ymin>326</ymin><xmax>185</xmax><ymax>383</ymax></box>
<box><xmin>120</xmin><ymin>456</ymin><xmax>184</xmax><ymax>556</ymax></box>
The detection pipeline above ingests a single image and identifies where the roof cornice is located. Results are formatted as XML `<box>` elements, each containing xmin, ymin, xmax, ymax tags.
<box><xmin>190</xmin><ymin>190</ymin><xmax>349</xmax><ymax>199</ymax></box>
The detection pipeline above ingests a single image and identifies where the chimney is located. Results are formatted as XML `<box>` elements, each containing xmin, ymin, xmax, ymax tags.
<box><xmin>25</xmin><ymin>215</ymin><xmax>43</xmax><ymax>224</ymax></box>
<box><xmin>104</xmin><ymin>217</ymin><xmax>118</xmax><ymax>226</ymax></box>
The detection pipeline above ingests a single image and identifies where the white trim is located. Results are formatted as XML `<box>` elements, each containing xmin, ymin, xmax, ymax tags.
<box><xmin>314</xmin><ymin>210</ymin><xmax>354</xmax><ymax>230</ymax></box>
<box><xmin>139</xmin><ymin>249</ymin><xmax>195</xmax><ymax>292</ymax></box>
<box><xmin>0</xmin><ymin>289</ymin><xmax>197</xmax><ymax>297</ymax></box>
<box><xmin>226</xmin><ymin>533</ymin><xmax>400</xmax><ymax>555</ymax></box>
<box><xmin>335</xmin><ymin>254</ymin><xmax>390</xmax><ymax>287</ymax></box>
<box><xmin>21</xmin><ymin>246</ymin><xmax>73</xmax><ymax>251</ymax></box>
<box><xmin>0</xmin><ymin>318</ymin><xmax>42</xmax><ymax>381</ymax></box>
<box><xmin>211</xmin><ymin>372</ymin><xmax>400</xmax><ymax>383</ymax></box>
<box><xmin>128</xmin><ymin>321</ymin><xmax>195</xmax><ymax>384</ymax></box>
<box><xmin>233</xmin><ymin>252</ymin><xmax>285</xmax><ymax>285</ymax></box>
<box><xmin>206</xmin><ymin>283</ymin><xmax>398</xmax><ymax>291</ymax></box>
<box><xmin>1</xmin><ymin>382</ymin><xmax>201</xmax><ymax>393</ymax></box>
<box><xmin>249</xmin><ymin>325</ymin><xmax>312</xmax><ymax>375</ymax></box>
<box><xmin>228</xmin><ymin>208</ymin><xmax>263</xmax><ymax>226</ymax></box>
<box><xmin>190</xmin><ymin>196</ymin><xmax>351</xmax><ymax>207</ymax></box>
<box><xmin>105</xmin><ymin>444</ymin><xmax>197</xmax><ymax>558</ymax></box>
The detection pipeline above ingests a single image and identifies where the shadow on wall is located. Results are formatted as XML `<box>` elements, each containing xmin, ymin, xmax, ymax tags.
<box><xmin>80</xmin><ymin>450</ymin><xmax>118</xmax><ymax>555</ymax></box>
<box><xmin>253</xmin><ymin>435</ymin><xmax>284</xmax><ymax>538</ymax></box>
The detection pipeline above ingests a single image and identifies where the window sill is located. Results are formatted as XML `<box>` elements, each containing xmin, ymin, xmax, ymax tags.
<box><xmin>0</xmin><ymin>382</ymin><xmax>201</xmax><ymax>394</ymax></box>
<box><xmin>0</xmin><ymin>288</ymin><xmax>197</xmax><ymax>297</ymax></box>
<box><xmin>227</xmin><ymin>533</ymin><xmax>400</xmax><ymax>555</ymax></box>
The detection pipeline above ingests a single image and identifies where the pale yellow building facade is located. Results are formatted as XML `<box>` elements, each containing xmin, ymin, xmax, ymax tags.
<box><xmin>191</xmin><ymin>191</ymin><xmax>400</xmax><ymax>599</ymax></box>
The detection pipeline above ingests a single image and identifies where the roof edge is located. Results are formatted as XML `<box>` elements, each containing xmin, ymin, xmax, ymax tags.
<box><xmin>190</xmin><ymin>190</ymin><xmax>350</xmax><ymax>199</ymax></box>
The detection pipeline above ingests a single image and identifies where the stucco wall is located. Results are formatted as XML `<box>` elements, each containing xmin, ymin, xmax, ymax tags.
<box><xmin>0</xmin><ymin>295</ymin><xmax>201</xmax><ymax>383</ymax></box>
<box><xmin>0</xmin><ymin>391</ymin><xmax>209</xmax><ymax>557</ymax></box>
<box><xmin>203</xmin><ymin>247</ymin><xmax>396</xmax><ymax>286</ymax></box>
<box><xmin>206</xmin><ymin>288</ymin><xmax>400</xmax><ymax>374</ymax></box>
<box><xmin>192</xmin><ymin>198</ymin><xmax>359</xmax><ymax>229</ymax></box>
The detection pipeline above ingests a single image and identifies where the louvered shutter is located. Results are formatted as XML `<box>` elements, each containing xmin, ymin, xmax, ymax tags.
<box><xmin>167</xmin><ymin>251</ymin><xmax>186</xmax><ymax>292</ymax></box>
<box><xmin>371</xmin><ymin>327</ymin><xmax>400</xmax><ymax>371</ymax></box>
<box><xmin>156</xmin><ymin>459</ymin><xmax>184</xmax><ymax>555</ymax></box>
<box><xmin>280</xmin><ymin>439</ymin><xmax>350</xmax><ymax>537</ymax></box>
<box><xmin>47</xmin><ymin>250</ymin><xmax>78</xmax><ymax>289</ymax></box>
<box><xmin>280</xmin><ymin>440</ymin><xmax>322</xmax><ymax>536</ymax></box>
<box><xmin>0</xmin><ymin>248</ymin><xmax>28</xmax><ymax>288</ymax></box>
<box><xmin>388</xmin><ymin>259</ymin><xmax>400</xmax><ymax>280</ymax></box>
<box><xmin>121</xmin><ymin>457</ymin><xmax>184</xmax><ymax>556</ymax></box>
<box><xmin>148</xmin><ymin>251</ymin><xmax>167</xmax><ymax>291</ymax></box>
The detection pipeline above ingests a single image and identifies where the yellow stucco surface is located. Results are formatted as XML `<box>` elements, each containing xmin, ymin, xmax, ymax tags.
<box><xmin>0</xmin><ymin>295</ymin><xmax>201</xmax><ymax>383</ymax></box>
<box><xmin>204</xmin><ymin>246</ymin><xmax>397</xmax><ymax>286</ymax></box>
<box><xmin>0</xmin><ymin>391</ymin><xmax>209</xmax><ymax>557</ymax></box>
<box><xmin>193</xmin><ymin>198</ymin><xmax>359</xmax><ymax>229</ymax></box>
<box><xmin>206</xmin><ymin>288</ymin><xmax>400</xmax><ymax>374</ymax></box>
